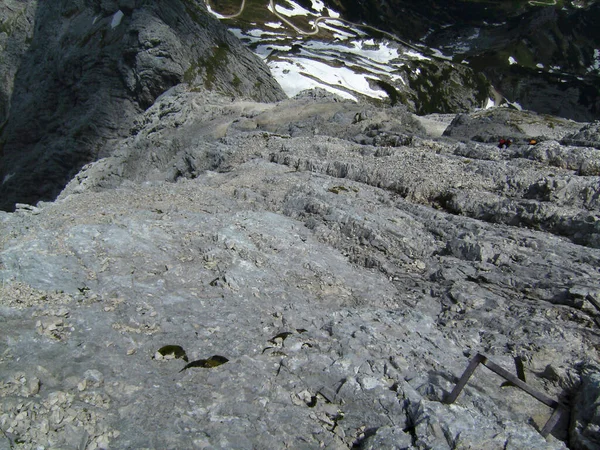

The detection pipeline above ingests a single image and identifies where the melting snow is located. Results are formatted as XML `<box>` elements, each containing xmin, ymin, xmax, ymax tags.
<box><xmin>246</xmin><ymin>29</ymin><xmax>286</xmax><ymax>38</ymax></box>
<box><xmin>265</xmin><ymin>22</ymin><xmax>284</xmax><ymax>29</ymax></box>
<box><xmin>588</xmin><ymin>49</ymin><xmax>600</xmax><ymax>72</ymax></box>
<box><xmin>429</xmin><ymin>48</ymin><xmax>452</xmax><ymax>60</ymax></box>
<box><xmin>310</xmin><ymin>0</ymin><xmax>326</xmax><ymax>12</ymax></box>
<box><xmin>405</xmin><ymin>50</ymin><xmax>430</xmax><ymax>61</ymax></box>
<box><xmin>269</xmin><ymin>57</ymin><xmax>389</xmax><ymax>101</ymax></box>
<box><xmin>210</xmin><ymin>1</ymin><xmax>438</xmax><ymax>104</ymax></box>
<box><xmin>304</xmin><ymin>40</ymin><xmax>399</xmax><ymax>63</ymax></box>
<box><xmin>254</xmin><ymin>44</ymin><xmax>293</xmax><ymax>58</ymax></box>
<box><xmin>269</xmin><ymin>59</ymin><xmax>357</xmax><ymax>100</ymax></box>
<box><xmin>205</xmin><ymin>3</ymin><xmax>226</xmax><ymax>19</ymax></box>
<box><xmin>111</xmin><ymin>10</ymin><xmax>124</xmax><ymax>29</ymax></box>
<box><xmin>508</xmin><ymin>56</ymin><xmax>517</xmax><ymax>65</ymax></box>
<box><xmin>317</xmin><ymin>22</ymin><xmax>357</xmax><ymax>39</ymax></box>
<box><xmin>274</xmin><ymin>0</ymin><xmax>314</xmax><ymax>17</ymax></box>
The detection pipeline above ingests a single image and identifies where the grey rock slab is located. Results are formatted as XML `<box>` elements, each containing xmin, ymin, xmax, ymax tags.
<box><xmin>562</xmin><ymin>121</ymin><xmax>600</xmax><ymax>150</ymax></box>
<box><xmin>1</xmin><ymin>93</ymin><xmax>599</xmax><ymax>448</ymax></box>
<box><xmin>570</xmin><ymin>365</ymin><xmax>600</xmax><ymax>450</ymax></box>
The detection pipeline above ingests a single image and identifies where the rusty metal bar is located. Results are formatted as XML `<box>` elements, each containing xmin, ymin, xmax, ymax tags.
<box><xmin>444</xmin><ymin>353</ymin><xmax>486</xmax><ymax>404</ymax></box>
<box><xmin>540</xmin><ymin>404</ymin><xmax>566</xmax><ymax>437</ymax></box>
<box><xmin>482</xmin><ymin>358</ymin><xmax>558</xmax><ymax>408</ymax></box>
<box><xmin>502</xmin><ymin>356</ymin><xmax>526</xmax><ymax>388</ymax></box>
<box><xmin>515</xmin><ymin>356</ymin><xmax>526</xmax><ymax>382</ymax></box>
<box><xmin>445</xmin><ymin>353</ymin><xmax>566</xmax><ymax>437</ymax></box>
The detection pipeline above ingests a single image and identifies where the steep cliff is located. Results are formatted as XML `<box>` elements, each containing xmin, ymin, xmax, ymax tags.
<box><xmin>0</xmin><ymin>0</ymin><xmax>285</xmax><ymax>212</ymax></box>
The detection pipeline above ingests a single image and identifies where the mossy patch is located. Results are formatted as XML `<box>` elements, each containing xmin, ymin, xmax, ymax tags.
<box><xmin>182</xmin><ymin>0</ymin><xmax>209</xmax><ymax>25</ymax></box>
<box><xmin>232</xmin><ymin>74</ymin><xmax>242</xmax><ymax>90</ymax></box>
<box><xmin>185</xmin><ymin>42</ymin><xmax>230</xmax><ymax>90</ymax></box>
<box><xmin>329</xmin><ymin>185</ymin><xmax>348</xmax><ymax>194</ymax></box>
<box><xmin>205</xmin><ymin>43</ymin><xmax>230</xmax><ymax>89</ymax></box>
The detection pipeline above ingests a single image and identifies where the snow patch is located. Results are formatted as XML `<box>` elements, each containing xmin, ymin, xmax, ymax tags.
<box><xmin>508</xmin><ymin>56</ymin><xmax>517</xmax><ymax>65</ymax></box>
<box><xmin>350</xmin><ymin>40</ymin><xmax>399</xmax><ymax>63</ymax></box>
<box><xmin>265</xmin><ymin>22</ymin><xmax>284</xmax><ymax>29</ymax></box>
<box><xmin>110</xmin><ymin>10</ymin><xmax>124</xmax><ymax>29</ymax></box>
<box><xmin>485</xmin><ymin>97</ymin><xmax>496</xmax><ymax>109</ymax></box>
<box><xmin>467</xmin><ymin>29</ymin><xmax>480</xmax><ymax>40</ymax></box>
<box><xmin>405</xmin><ymin>50</ymin><xmax>430</xmax><ymax>61</ymax></box>
<box><xmin>255</xmin><ymin>44</ymin><xmax>293</xmax><ymax>58</ymax></box>
<box><xmin>509</xmin><ymin>101</ymin><xmax>523</xmax><ymax>110</ymax></box>
<box><xmin>228</xmin><ymin>28</ymin><xmax>261</xmax><ymax>44</ymax></box>
<box><xmin>588</xmin><ymin>49</ymin><xmax>600</xmax><ymax>72</ymax></box>
<box><xmin>274</xmin><ymin>0</ymin><xmax>314</xmax><ymax>17</ymax></box>
<box><xmin>317</xmin><ymin>22</ymin><xmax>356</xmax><ymax>39</ymax></box>
<box><xmin>269</xmin><ymin>56</ymin><xmax>390</xmax><ymax>100</ymax></box>
<box><xmin>310</xmin><ymin>0</ymin><xmax>325</xmax><ymax>12</ymax></box>
<box><xmin>246</xmin><ymin>29</ymin><xmax>286</xmax><ymax>38</ymax></box>
<box><xmin>536</xmin><ymin>63</ymin><xmax>544</xmax><ymax>69</ymax></box>
<box><xmin>205</xmin><ymin>3</ymin><xmax>226</xmax><ymax>19</ymax></box>
<box><xmin>269</xmin><ymin>59</ymin><xmax>357</xmax><ymax>101</ymax></box>
<box><xmin>429</xmin><ymin>48</ymin><xmax>452</xmax><ymax>60</ymax></box>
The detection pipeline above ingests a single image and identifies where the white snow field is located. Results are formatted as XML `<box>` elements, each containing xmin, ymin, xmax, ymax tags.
<box><xmin>206</xmin><ymin>0</ymin><xmax>436</xmax><ymax>103</ymax></box>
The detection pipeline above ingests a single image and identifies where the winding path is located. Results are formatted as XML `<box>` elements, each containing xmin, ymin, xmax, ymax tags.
<box><xmin>205</xmin><ymin>0</ymin><xmax>246</xmax><ymax>19</ymax></box>
<box><xmin>528</xmin><ymin>0</ymin><xmax>557</xmax><ymax>5</ymax></box>
<box><xmin>204</xmin><ymin>0</ymin><xmax>426</xmax><ymax>54</ymax></box>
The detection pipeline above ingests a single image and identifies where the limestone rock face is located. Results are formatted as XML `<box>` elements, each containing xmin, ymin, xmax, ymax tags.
<box><xmin>1</xmin><ymin>89</ymin><xmax>599</xmax><ymax>448</ymax></box>
<box><xmin>0</xmin><ymin>0</ymin><xmax>37</xmax><ymax>126</ymax></box>
<box><xmin>570</xmin><ymin>366</ymin><xmax>600</xmax><ymax>450</ymax></box>
<box><xmin>562</xmin><ymin>121</ymin><xmax>600</xmax><ymax>150</ymax></box>
<box><xmin>0</xmin><ymin>0</ymin><xmax>285</xmax><ymax>212</ymax></box>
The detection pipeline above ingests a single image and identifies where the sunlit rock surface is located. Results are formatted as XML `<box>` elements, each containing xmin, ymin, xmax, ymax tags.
<box><xmin>1</xmin><ymin>87</ymin><xmax>599</xmax><ymax>448</ymax></box>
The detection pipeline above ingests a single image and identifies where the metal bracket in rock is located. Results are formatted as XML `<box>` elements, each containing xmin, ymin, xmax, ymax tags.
<box><xmin>444</xmin><ymin>353</ymin><xmax>567</xmax><ymax>438</ymax></box>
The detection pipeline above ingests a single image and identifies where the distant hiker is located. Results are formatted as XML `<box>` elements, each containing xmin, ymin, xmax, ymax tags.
<box><xmin>498</xmin><ymin>139</ymin><xmax>512</xmax><ymax>149</ymax></box>
<box><xmin>528</xmin><ymin>138</ymin><xmax>537</xmax><ymax>145</ymax></box>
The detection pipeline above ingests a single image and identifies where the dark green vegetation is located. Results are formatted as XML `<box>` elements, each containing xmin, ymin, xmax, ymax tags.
<box><xmin>155</xmin><ymin>345</ymin><xmax>189</xmax><ymax>362</ymax></box>
<box><xmin>180</xmin><ymin>355</ymin><xmax>229</xmax><ymax>371</ymax></box>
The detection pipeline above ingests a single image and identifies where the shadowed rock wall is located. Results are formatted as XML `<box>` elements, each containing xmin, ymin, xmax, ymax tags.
<box><xmin>0</xmin><ymin>0</ymin><xmax>285</xmax><ymax>212</ymax></box>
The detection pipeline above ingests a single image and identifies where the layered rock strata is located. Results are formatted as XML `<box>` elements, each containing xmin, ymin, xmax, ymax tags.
<box><xmin>1</xmin><ymin>89</ymin><xmax>599</xmax><ymax>449</ymax></box>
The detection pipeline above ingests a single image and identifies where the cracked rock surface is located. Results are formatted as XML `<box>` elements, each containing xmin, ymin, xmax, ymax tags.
<box><xmin>1</xmin><ymin>89</ymin><xmax>599</xmax><ymax>449</ymax></box>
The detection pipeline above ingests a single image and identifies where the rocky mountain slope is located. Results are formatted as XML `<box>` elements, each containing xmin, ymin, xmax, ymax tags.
<box><xmin>0</xmin><ymin>0</ymin><xmax>285</xmax><ymax>212</ymax></box>
<box><xmin>1</xmin><ymin>85</ymin><xmax>599</xmax><ymax>448</ymax></box>
<box><xmin>2</xmin><ymin>1</ymin><xmax>598</xmax><ymax>212</ymax></box>
<box><xmin>1</xmin><ymin>1</ymin><xmax>600</xmax><ymax>449</ymax></box>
